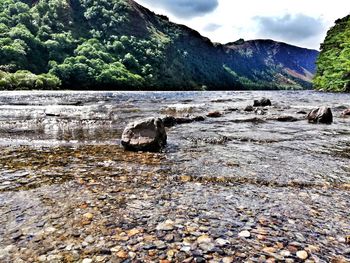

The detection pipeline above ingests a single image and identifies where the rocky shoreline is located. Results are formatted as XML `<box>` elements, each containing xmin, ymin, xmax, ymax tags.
<box><xmin>0</xmin><ymin>91</ymin><xmax>349</xmax><ymax>262</ymax></box>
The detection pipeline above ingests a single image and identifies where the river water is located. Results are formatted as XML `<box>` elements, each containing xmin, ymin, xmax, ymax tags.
<box><xmin>0</xmin><ymin>91</ymin><xmax>349</xmax><ymax>262</ymax></box>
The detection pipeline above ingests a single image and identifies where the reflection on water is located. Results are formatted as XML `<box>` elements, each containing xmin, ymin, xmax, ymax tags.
<box><xmin>0</xmin><ymin>90</ymin><xmax>349</xmax><ymax>262</ymax></box>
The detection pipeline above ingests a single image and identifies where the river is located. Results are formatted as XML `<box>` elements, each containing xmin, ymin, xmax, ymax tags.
<box><xmin>0</xmin><ymin>90</ymin><xmax>349</xmax><ymax>262</ymax></box>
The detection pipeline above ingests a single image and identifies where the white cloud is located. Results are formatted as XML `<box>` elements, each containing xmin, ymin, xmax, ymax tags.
<box><xmin>135</xmin><ymin>0</ymin><xmax>349</xmax><ymax>49</ymax></box>
<box><xmin>138</xmin><ymin>0</ymin><xmax>218</xmax><ymax>18</ymax></box>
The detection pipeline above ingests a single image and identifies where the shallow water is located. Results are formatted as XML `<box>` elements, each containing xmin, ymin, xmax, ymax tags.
<box><xmin>0</xmin><ymin>90</ymin><xmax>349</xmax><ymax>262</ymax></box>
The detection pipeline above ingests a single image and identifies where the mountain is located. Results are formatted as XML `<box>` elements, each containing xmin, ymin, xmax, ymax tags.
<box><xmin>314</xmin><ymin>15</ymin><xmax>350</xmax><ymax>92</ymax></box>
<box><xmin>224</xmin><ymin>39</ymin><xmax>319</xmax><ymax>89</ymax></box>
<box><xmin>0</xmin><ymin>0</ymin><xmax>319</xmax><ymax>90</ymax></box>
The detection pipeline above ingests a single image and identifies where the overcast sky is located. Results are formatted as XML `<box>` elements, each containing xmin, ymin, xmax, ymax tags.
<box><xmin>136</xmin><ymin>0</ymin><xmax>349</xmax><ymax>50</ymax></box>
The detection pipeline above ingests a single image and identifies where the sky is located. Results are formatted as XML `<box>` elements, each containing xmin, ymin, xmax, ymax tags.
<box><xmin>135</xmin><ymin>0</ymin><xmax>349</xmax><ymax>50</ymax></box>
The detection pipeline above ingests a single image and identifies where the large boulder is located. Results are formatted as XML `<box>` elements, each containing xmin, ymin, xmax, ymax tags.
<box><xmin>307</xmin><ymin>107</ymin><xmax>333</xmax><ymax>124</ymax></box>
<box><xmin>254</xmin><ymin>98</ymin><xmax>272</xmax><ymax>107</ymax></box>
<box><xmin>121</xmin><ymin>118</ymin><xmax>167</xmax><ymax>152</ymax></box>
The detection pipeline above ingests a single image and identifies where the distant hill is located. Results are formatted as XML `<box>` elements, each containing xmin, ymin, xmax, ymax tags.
<box><xmin>314</xmin><ymin>15</ymin><xmax>350</xmax><ymax>92</ymax></box>
<box><xmin>0</xmin><ymin>0</ymin><xmax>319</xmax><ymax>90</ymax></box>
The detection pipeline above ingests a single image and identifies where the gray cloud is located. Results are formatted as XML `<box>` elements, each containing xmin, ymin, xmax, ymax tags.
<box><xmin>253</xmin><ymin>14</ymin><xmax>325</xmax><ymax>42</ymax></box>
<box><xmin>203</xmin><ymin>23</ymin><xmax>222</xmax><ymax>32</ymax></box>
<box><xmin>140</xmin><ymin>0</ymin><xmax>218</xmax><ymax>18</ymax></box>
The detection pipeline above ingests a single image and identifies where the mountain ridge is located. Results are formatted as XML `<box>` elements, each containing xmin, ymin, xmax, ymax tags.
<box><xmin>0</xmin><ymin>0</ymin><xmax>319</xmax><ymax>90</ymax></box>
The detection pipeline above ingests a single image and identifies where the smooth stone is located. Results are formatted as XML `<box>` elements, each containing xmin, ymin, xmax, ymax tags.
<box><xmin>121</xmin><ymin>117</ymin><xmax>167</xmax><ymax>152</ymax></box>
<box><xmin>296</xmin><ymin>250</ymin><xmax>308</xmax><ymax>260</ymax></box>
<box><xmin>238</xmin><ymin>230</ymin><xmax>251</xmax><ymax>238</ymax></box>
<box><xmin>156</xmin><ymin>220</ymin><xmax>175</xmax><ymax>231</ymax></box>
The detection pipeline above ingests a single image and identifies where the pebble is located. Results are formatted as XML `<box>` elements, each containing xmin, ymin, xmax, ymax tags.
<box><xmin>238</xmin><ymin>230</ymin><xmax>251</xmax><ymax>238</ymax></box>
<box><xmin>96</xmin><ymin>256</ymin><xmax>106</xmax><ymax>262</ymax></box>
<box><xmin>180</xmin><ymin>246</ymin><xmax>191</xmax><ymax>252</ymax></box>
<box><xmin>83</xmin><ymin>213</ymin><xmax>94</xmax><ymax>220</ymax></box>
<box><xmin>156</xmin><ymin>220</ymin><xmax>175</xmax><ymax>231</ymax></box>
<box><xmin>197</xmin><ymin>235</ymin><xmax>212</xmax><ymax>243</ymax></box>
<box><xmin>215</xmin><ymin>238</ymin><xmax>230</xmax><ymax>246</ymax></box>
<box><xmin>116</xmin><ymin>250</ymin><xmax>128</xmax><ymax>258</ymax></box>
<box><xmin>222</xmin><ymin>257</ymin><xmax>234</xmax><ymax>263</ymax></box>
<box><xmin>37</xmin><ymin>255</ymin><xmax>46</xmax><ymax>262</ymax></box>
<box><xmin>82</xmin><ymin>259</ymin><xmax>93</xmax><ymax>263</ymax></box>
<box><xmin>296</xmin><ymin>250</ymin><xmax>308</xmax><ymax>260</ymax></box>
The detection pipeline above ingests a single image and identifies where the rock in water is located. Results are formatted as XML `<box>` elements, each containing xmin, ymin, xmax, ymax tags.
<box><xmin>254</xmin><ymin>98</ymin><xmax>272</xmax><ymax>107</ymax></box>
<box><xmin>207</xmin><ymin>111</ymin><xmax>222</xmax><ymax>118</ymax></box>
<box><xmin>307</xmin><ymin>107</ymin><xmax>333</xmax><ymax>124</ymax></box>
<box><xmin>121</xmin><ymin>118</ymin><xmax>167</xmax><ymax>152</ymax></box>
<box><xmin>244</xmin><ymin>105</ymin><xmax>254</xmax><ymax>112</ymax></box>
<box><xmin>161</xmin><ymin>115</ymin><xmax>205</xmax><ymax>128</ymax></box>
<box><xmin>342</xmin><ymin>109</ymin><xmax>350</xmax><ymax>116</ymax></box>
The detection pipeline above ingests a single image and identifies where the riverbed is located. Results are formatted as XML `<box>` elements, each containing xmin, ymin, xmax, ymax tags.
<box><xmin>0</xmin><ymin>90</ymin><xmax>349</xmax><ymax>262</ymax></box>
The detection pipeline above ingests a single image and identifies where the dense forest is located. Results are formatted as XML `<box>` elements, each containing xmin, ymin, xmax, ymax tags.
<box><xmin>0</xmin><ymin>0</ymin><xmax>319</xmax><ymax>90</ymax></box>
<box><xmin>314</xmin><ymin>15</ymin><xmax>350</xmax><ymax>92</ymax></box>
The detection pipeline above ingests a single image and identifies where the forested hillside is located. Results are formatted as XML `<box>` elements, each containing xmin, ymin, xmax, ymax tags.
<box><xmin>314</xmin><ymin>15</ymin><xmax>350</xmax><ymax>92</ymax></box>
<box><xmin>0</xmin><ymin>0</ymin><xmax>319</xmax><ymax>90</ymax></box>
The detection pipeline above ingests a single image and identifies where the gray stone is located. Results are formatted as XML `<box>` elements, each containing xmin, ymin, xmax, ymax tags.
<box><xmin>307</xmin><ymin>107</ymin><xmax>333</xmax><ymax>124</ymax></box>
<box><xmin>254</xmin><ymin>98</ymin><xmax>272</xmax><ymax>107</ymax></box>
<box><xmin>121</xmin><ymin>117</ymin><xmax>167</xmax><ymax>152</ymax></box>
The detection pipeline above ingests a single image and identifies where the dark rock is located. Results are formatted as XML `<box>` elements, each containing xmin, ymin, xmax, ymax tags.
<box><xmin>244</xmin><ymin>105</ymin><xmax>254</xmax><ymax>112</ymax></box>
<box><xmin>275</xmin><ymin>116</ymin><xmax>298</xmax><ymax>122</ymax></box>
<box><xmin>162</xmin><ymin>115</ymin><xmax>205</xmax><ymax>128</ymax></box>
<box><xmin>225</xmin><ymin>108</ymin><xmax>238</xmax><ymax>112</ymax></box>
<box><xmin>143</xmin><ymin>244</ymin><xmax>157</xmax><ymax>250</ymax></box>
<box><xmin>341</xmin><ymin>109</ymin><xmax>350</xmax><ymax>116</ymax></box>
<box><xmin>231</xmin><ymin>117</ymin><xmax>265</xmax><ymax>124</ymax></box>
<box><xmin>121</xmin><ymin>117</ymin><xmax>167</xmax><ymax>152</ymax></box>
<box><xmin>307</xmin><ymin>107</ymin><xmax>333</xmax><ymax>124</ymax></box>
<box><xmin>192</xmin><ymin>116</ymin><xmax>205</xmax><ymax>122</ymax></box>
<box><xmin>254</xmin><ymin>98</ymin><xmax>272</xmax><ymax>107</ymax></box>
<box><xmin>162</xmin><ymin>116</ymin><xmax>177</xmax><ymax>128</ymax></box>
<box><xmin>194</xmin><ymin>257</ymin><xmax>206</xmax><ymax>263</ymax></box>
<box><xmin>206</xmin><ymin>111</ymin><xmax>222</xmax><ymax>118</ymax></box>
<box><xmin>45</xmin><ymin>113</ymin><xmax>61</xmax><ymax>117</ymax></box>
<box><xmin>296</xmin><ymin>111</ymin><xmax>307</xmax><ymax>114</ymax></box>
<box><xmin>211</xmin><ymin>99</ymin><xmax>233</xmax><ymax>103</ymax></box>
<box><xmin>176</xmin><ymin>117</ymin><xmax>197</xmax><ymax>124</ymax></box>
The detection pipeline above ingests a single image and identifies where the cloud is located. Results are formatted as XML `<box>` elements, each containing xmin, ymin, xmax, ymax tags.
<box><xmin>203</xmin><ymin>23</ymin><xmax>222</xmax><ymax>32</ymax></box>
<box><xmin>253</xmin><ymin>14</ymin><xmax>325</xmax><ymax>42</ymax></box>
<box><xmin>140</xmin><ymin>0</ymin><xmax>218</xmax><ymax>18</ymax></box>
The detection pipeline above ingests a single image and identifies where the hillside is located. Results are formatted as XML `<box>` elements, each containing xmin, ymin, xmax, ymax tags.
<box><xmin>0</xmin><ymin>0</ymin><xmax>319</xmax><ymax>90</ymax></box>
<box><xmin>314</xmin><ymin>15</ymin><xmax>350</xmax><ymax>92</ymax></box>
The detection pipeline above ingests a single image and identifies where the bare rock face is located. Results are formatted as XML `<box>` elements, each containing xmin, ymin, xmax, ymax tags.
<box><xmin>253</xmin><ymin>98</ymin><xmax>272</xmax><ymax>107</ymax></box>
<box><xmin>307</xmin><ymin>107</ymin><xmax>333</xmax><ymax>124</ymax></box>
<box><xmin>121</xmin><ymin>118</ymin><xmax>167</xmax><ymax>152</ymax></box>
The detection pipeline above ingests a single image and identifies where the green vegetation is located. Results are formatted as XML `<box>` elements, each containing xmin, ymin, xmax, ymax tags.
<box><xmin>0</xmin><ymin>70</ymin><xmax>60</xmax><ymax>90</ymax></box>
<box><xmin>314</xmin><ymin>15</ymin><xmax>350</xmax><ymax>92</ymax></box>
<box><xmin>0</xmin><ymin>0</ymin><xmax>318</xmax><ymax>90</ymax></box>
